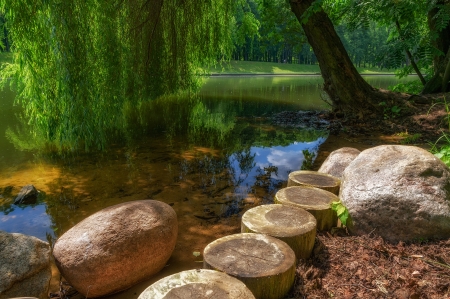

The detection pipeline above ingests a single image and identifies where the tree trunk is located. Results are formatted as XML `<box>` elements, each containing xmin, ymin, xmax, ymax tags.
<box><xmin>203</xmin><ymin>233</ymin><xmax>296</xmax><ymax>299</ymax></box>
<box><xmin>442</xmin><ymin>50</ymin><xmax>450</xmax><ymax>92</ymax></box>
<box><xmin>289</xmin><ymin>0</ymin><xmax>374</xmax><ymax>113</ymax></box>
<box><xmin>289</xmin><ymin>0</ymin><xmax>411</xmax><ymax>116</ymax></box>
<box><xmin>241</xmin><ymin>204</ymin><xmax>317</xmax><ymax>259</ymax></box>
<box><xmin>422</xmin><ymin>48</ymin><xmax>450</xmax><ymax>94</ymax></box>
<box><xmin>422</xmin><ymin>1</ymin><xmax>450</xmax><ymax>94</ymax></box>
<box><xmin>275</xmin><ymin>186</ymin><xmax>339</xmax><ymax>231</ymax></box>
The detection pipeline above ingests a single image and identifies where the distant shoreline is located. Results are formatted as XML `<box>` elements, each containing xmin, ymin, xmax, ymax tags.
<box><xmin>207</xmin><ymin>73</ymin><xmax>405</xmax><ymax>77</ymax></box>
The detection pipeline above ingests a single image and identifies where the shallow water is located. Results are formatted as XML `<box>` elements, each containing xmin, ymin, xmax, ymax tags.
<box><xmin>0</xmin><ymin>75</ymin><xmax>415</xmax><ymax>297</ymax></box>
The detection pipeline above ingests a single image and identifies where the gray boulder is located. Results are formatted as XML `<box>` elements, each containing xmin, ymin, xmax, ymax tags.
<box><xmin>14</xmin><ymin>185</ymin><xmax>38</xmax><ymax>205</ymax></box>
<box><xmin>340</xmin><ymin>145</ymin><xmax>450</xmax><ymax>242</ymax></box>
<box><xmin>318</xmin><ymin>147</ymin><xmax>360</xmax><ymax>178</ymax></box>
<box><xmin>0</xmin><ymin>231</ymin><xmax>52</xmax><ymax>299</ymax></box>
<box><xmin>53</xmin><ymin>200</ymin><xmax>178</xmax><ymax>298</ymax></box>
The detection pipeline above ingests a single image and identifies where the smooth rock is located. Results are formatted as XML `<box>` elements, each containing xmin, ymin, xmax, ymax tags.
<box><xmin>53</xmin><ymin>200</ymin><xmax>178</xmax><ymax>298</ymax></box>
<box><xmin>14</xmin><ymin>185</ymin><xmax>38</xmax><ymax>205</ymax></box>
<box><xmin>0</xmin><ymin>231</ymin><xmax>52</xmax><ymax>299</ymax></box>
<box><xmin>340</xmin><ymin>145</ymin><xmax>450</xmax><ymax>242</ymax></box>
<box><xmin>318</xmin><ymin>147</ymin><xmax>360</xmax><ymax>178</ymax></box>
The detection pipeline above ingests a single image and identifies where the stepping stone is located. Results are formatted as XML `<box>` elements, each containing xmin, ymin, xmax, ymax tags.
<box><xmin>287</xmin><ymin>170</ymin><xmax>340</xmax><ymax>195</ymax></box>
<box><xmin>275</xmin><ymin>186</ymin><xmax>339</xmax><ymax>231</ymax></box>
<box><xmin>138</xmin><ymin>269</ymin><xmax>255</xmax><ymax>299</ymax></box>
<box><xmin>203</xmin><ymin>233</ymin><xmax>296</xmax><ymax>299</ymax></box>
<box><xmin>241</xmin><ymin>204</ymin><xmax>316</xmax><ymax>259</ymax></box>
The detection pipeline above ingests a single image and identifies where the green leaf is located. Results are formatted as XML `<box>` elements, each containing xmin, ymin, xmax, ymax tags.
<box><xmin>335</xmin><ymin>204</ymin><xmax>346</xmax><ymax>216</ymax></box>
<box><xmin>435</xmin><ymin>153</ymin><xmax>444</xmax><ymax>159</ymax></box>
<box><xmin>331</xmin><ymin>200</ymin><xmax>350</xmax><ymax>226</ymax></box>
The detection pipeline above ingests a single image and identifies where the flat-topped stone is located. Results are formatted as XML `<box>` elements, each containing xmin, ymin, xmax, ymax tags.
<box><xmin>241</xmin><ymin>204</ymin><xmax>316</xmax><ymax>259</ymax></box>
<box><xmin>138</xmin><ymin>269</ymin><xmax>255</xmax><ymax>299</ymax></box>
<box><xmin>203</xmin><ymin>233</ymin><xmax>296</xmax><ymax>299</ymax></box>
<box><xmin>287</xmin><ymin>170</ymin><xmax>340</xmax><ymax>195</ymax></box>
<box><xmin>275</xmin><ymin>186</ymin><xmax>339</xmax><ymax>230</ymax></box>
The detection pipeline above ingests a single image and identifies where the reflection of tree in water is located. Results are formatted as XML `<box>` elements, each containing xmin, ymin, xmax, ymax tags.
<box><xmin>254</xmin><ymin>165</ymin><xmax>284</xmax><ymax>202</ymax></box>
<box><xmin>178</xmin><ymin>155</ymin><xmax>231</xmax><ymax>193</ymax></box>
<box><xmin>231</xmin><ymin>148</ymin><xmax>256</xmax><ymax>185</ymax></box>
<box><xmin>301</xmin><ymin>149</ymin><xmax>315</xmax><ymax>170</ymax></box>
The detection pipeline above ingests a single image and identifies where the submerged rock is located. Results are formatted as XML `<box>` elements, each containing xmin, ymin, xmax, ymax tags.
<box><xmin>53</xmin><ymin>200</ymin><xmax>178</xmax><ymax>297</ymax></box>
<box><xmin>340</xmin><ymin>145</ymin><xmax>450</xmax><ymax>242</ymax></box>
<box><xmin>14</xmin><ymin>185</ymin><xmax>38</xmax><ymax>205</ymax></box>
<box><xmin>318</xmin><ymin>147</ymin><xmax>361</xmax><ymax>179</ymax></box>
<box><xmin>271</xmin><ymin>110</ymin><xmax>329</xmax><ymax>130</ymax></box>
<box><xmin>0</xmin><ymin>231</ymin><xmax>52</xmax><ymax>299</ymax></box>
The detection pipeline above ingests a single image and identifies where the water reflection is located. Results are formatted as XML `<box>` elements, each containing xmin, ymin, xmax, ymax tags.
<box><xmin>230</xmin><ymin>137</ymin><xmax>326</xmax><ymax>195</ymax></box>
<box><xmin>0</xmin><ymin>204</ymin><xmax>55</xmax><ymax>240</ymax></box>
<box><xmin>200</xmin><ymin>75</ymin><xmax>417</xmax><ymax>111</ymax></box>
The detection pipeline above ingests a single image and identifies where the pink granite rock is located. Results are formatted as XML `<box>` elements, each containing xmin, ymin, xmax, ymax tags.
<box><xmin>53</xmin><ymin>200</ymin><xmax>178</xmax><ymax>297</ymax></box>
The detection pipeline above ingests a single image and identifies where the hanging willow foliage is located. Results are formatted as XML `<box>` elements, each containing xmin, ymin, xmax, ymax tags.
<box><xmin>0</xmin><ymin>0</ymin><xmax>233</xmax><ymax>150</ymax></box>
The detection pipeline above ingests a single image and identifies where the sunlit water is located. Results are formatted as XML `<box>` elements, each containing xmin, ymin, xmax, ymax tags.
<box><xmin>0</xmin><ymin>75</ymin><xmax>415</xmax><ymax>297</ymax></box>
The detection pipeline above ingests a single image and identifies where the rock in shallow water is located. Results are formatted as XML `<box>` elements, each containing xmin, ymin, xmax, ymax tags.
<box><xmin>14</xmin><ymin>185</ymin><xmax>38</xmax><ymax>205</ymax></box>
<box><xmin>53</xmin><ymin>200</ymin><xmax>178</xmax><ymax>298</ymax></box>
<box><xmin>0</xmin><ymin>231</ymin><xmax>52</xmax><ymax>299</ymax></box>
<box><xmin>340</xmin><ymin>145</ymin><xmax>450</xmax><ymax>242</ymax></box>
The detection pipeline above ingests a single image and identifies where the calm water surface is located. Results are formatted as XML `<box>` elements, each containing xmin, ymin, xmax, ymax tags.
<box><xmin>0</xmin><ymin>75</ymin><xmax>414</xmax><ymax>297</ymax></box>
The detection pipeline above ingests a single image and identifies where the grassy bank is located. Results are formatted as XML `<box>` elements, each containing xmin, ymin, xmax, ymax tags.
<box><xmin>205</xmin><ymin>60</ymin><xmax>395</xmax><ymax>75</ymax></box>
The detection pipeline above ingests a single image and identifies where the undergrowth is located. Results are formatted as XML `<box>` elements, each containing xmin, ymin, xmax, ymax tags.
<box><xmin>429</xmin><ymin>98</ymin><xmax>450</xmax><ymax>167</ymax></box>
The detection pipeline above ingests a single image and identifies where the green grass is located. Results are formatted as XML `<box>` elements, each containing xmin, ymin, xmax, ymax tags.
<box><xmin>205</xmin><ymin>60</ymin><xmax>395</xmax><ymax>75</ymax></box>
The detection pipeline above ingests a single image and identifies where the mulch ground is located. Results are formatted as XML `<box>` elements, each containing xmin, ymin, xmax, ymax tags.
<box><xmin>325</xmin><ymin>96</ymin><xmax>450</xmax><ymax>144</ymax></box>
<box><xmin>290</xmin><ymin>232</ymin><xmax>450</xmax><ymax>299</ymax></box>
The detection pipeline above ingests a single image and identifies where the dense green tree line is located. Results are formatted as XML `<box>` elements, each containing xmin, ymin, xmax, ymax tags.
<box><xmin>232</xmin><ymin>0</ymin><xmax>450</xmax><ymax>82</ymax></box>
<box><xmin>231</xmin><ymin>0</ymin><xmax>394</xmax><ymax>69</ymax></box>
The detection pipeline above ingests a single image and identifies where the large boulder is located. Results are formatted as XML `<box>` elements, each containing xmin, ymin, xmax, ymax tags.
<box><xmin>53</xmin><ymin>200</ymin><xmax>178</xmax><ymax>298</ymax></box>
<box><xmin>340</xmin><ymin>145</ymin><xmax>450</xmax><ymax>242</ymax></box>
<box><xmin>318</xmin><ymin>147</ymin><xmax>360</xmax><ymax>178</ymax></box>
<box><xmin>0</xmin><ymin>231</ymin><xmax>52</xmax><ymax>299</ymax></box>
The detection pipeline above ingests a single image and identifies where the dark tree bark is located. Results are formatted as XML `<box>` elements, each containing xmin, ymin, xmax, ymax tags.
<box><xmin>422</xmin><ymin>1</ymin><xmax>450</xmax><ymax>94</ymax></box>
<box><xmin>289</xmin><ymin>0</ymin><xmax>408</xmax><ymax>116</ymax></box>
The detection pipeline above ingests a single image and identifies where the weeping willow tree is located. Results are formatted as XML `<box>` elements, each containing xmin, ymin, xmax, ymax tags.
<box><xmin>0</xmin><ymin>0</ymin><xmax>233</xmax><ymax>150</ymax></box>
